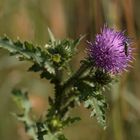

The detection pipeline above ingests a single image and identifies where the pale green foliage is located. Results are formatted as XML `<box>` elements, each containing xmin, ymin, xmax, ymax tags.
<box><xmin>0</xmin><ymin>33</ymin><xmax>83</xmax><ymax>81</ymax></box>
<box><xmin>84</xmin><ymin>93</ymin><xmax>107</xmax><ymax>128</ymax></box>
<box><xmin>76</xmin><ymin>79</ymin><xmax>107</xmax><ymax>128</ymax></box>
<box><xmin>12</xmin><ymin>89</ymin><xmax>37</xmax><ymax>140</ymax></box>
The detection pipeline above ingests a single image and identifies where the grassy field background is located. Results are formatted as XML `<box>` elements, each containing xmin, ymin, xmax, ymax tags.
<box><xmin>0</xmin><ymin>0</ymin><xmax>140</xmax><ymax>140</ymax></box>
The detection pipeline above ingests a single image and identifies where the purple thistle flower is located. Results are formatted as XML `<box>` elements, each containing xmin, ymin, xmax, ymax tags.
<box><xmin>88</xmin><ymin>26</ymin><xmax>133</xmax><ymax>74</ymax></box>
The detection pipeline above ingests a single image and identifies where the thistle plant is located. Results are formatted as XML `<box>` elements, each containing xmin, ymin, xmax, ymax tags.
<box><xmin>0</xmin><ymin>26</ymin><xmax>133</xmax><ymax>140</ymax></box>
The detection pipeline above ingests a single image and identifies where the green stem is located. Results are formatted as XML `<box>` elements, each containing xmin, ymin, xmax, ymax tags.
<box><xmin>47</xmin><ymin>62</ymin><xmax>91</xmax><ymax>133</ymax></box>
<box><xmin>62</xmin><ymin>62</ymin><xmax>90</xmax><ymax>91</ymax></box>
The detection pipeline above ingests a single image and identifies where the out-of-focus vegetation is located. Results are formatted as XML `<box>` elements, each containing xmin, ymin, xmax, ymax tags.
<box><xmin>0</xmin><ymin>0</ymin><xmax>140</xmax><ymax>140</ymax></box>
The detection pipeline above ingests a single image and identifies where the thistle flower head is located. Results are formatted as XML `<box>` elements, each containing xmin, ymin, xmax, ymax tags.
<box><xmin>88</xmin><ymin>26</ymin><xmax>133</xmax><ymax>74</ymax></box>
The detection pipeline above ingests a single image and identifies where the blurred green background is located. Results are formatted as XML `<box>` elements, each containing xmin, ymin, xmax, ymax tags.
<box><xmin>0</xmin><ymin>0</ymin><xmax>140</xmax><ymax>140</ymax></box>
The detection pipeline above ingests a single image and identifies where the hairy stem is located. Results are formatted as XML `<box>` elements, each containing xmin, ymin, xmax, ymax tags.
<box><xmin>47</xmin><ymin>62</ymin><xmax>91</xmax><ymax>134</ymax></box>
<box><xmin>62</xmin><ymin>62</ymin><xmax>90</xmax><ymax>91</ymax></box>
